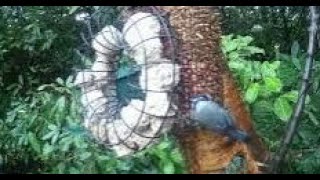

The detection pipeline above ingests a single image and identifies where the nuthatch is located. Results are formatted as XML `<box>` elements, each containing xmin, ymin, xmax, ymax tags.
<box><xmin>190</xmin><ymin>94</ymin><xmax>250</xmax><ymax>143</ymax></box>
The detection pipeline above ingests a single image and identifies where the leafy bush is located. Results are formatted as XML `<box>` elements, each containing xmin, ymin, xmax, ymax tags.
<box><xmin>222</xmin><ymin>35</ymin><xmax>320</xmax><ymax>173</ymax></box>
<box><xmin>221</xmin><ymin>6</ymin><xmax>309</xmax><ymax>58</ymax></box>
<box><xmin>222</xmin><ymin>35</ymin><xmax>301</xmax><ymax>123</ymax></box>
<box><xmin>0</xmin><ymin>76</ymin><xmax>186</xmax><ymax>174</ymax></box>
<box><xmin>0</xmin><ymin>6</ymin><xmax>80</xmax><ymax>96</ymax></box>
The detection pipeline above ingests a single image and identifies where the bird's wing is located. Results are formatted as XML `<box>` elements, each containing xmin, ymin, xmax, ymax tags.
<box><xmin>197</xmin><ymin>101</ymin><xmax>230</xmax><ymax>131</ymax></box>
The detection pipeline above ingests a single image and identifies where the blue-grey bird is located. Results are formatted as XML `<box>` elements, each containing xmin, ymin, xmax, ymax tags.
<box><xmin>190</xmin><ymin>94</ymin><xmax>250</xmax><ymax>143</ymax></box>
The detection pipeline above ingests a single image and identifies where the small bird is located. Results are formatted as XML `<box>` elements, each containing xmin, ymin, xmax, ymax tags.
<box><xmin>190</xmin><ymin>94</ymin><xmax>250</xmax><ymax>143</ymax></box>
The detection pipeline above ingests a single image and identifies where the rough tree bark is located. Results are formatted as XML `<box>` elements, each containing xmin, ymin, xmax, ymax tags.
<box><xmin>159</xmin><ymin>6</ymin><xmax>269</xmax><ymax>174</ymax></box>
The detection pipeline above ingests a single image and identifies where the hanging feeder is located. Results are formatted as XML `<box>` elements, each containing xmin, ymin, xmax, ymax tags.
<box><xmin>74</xmin><ymin>6</ymin><xmax>180</xmax><ymax>156</ymax></box>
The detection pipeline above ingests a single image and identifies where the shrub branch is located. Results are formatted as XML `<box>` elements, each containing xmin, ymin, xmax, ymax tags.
<box><xmin>269</xmin><ymin>6</ymin><xmax>319</xmax><ymax>174</ymax></box>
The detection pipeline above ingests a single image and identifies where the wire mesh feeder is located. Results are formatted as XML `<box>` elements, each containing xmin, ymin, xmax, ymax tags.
<box><xmin>73</xmin><ymin>6</ymin><xmax>181</xmax><ymax>156</ymax></box>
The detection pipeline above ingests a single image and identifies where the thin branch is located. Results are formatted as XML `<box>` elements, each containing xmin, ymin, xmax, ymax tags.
<box><xmin>269</xmin><ymin>6</ymin><xmax>319</xmax><ymax>174</ymax></box>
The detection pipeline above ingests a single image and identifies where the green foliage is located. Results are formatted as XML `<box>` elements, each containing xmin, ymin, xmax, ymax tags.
<box><xmin>136</xmin><ymin>136</ymin><xmax>186</xmax><ymax>174</ymax></box>
<box><xmin>222</xmin><ymin>34</ymin><xmax>320</xmax><ymax>173</ymax></box>
<box><xmin>222</xmin><ymin>35</ymin><xmax>299</xmax><ymax>123</ymax></box>
<box><xmin>0</xmin><ymin>76</ymin><xmax>185</xmax><ymax>174</ymax></box>
<box><xmin>221</xmin><ymin>6</ymin><xmax>309</xmax><ymax>58</ymax></box>
<box><xmin>0</xmin><ymin>6</ymin><xmax>81</xmax><ymax>95</ymax></box>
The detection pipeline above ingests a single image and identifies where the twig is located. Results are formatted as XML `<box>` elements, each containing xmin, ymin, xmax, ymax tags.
<box><xmin>269</xmin><ymin>6</ymin><xmax>319</xmax><ymax>174</ymax></box>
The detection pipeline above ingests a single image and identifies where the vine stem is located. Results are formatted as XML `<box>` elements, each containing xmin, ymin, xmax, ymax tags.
<box><xmin>269</xmin><ymin>6</ymin><xmax>319</xmax><ymax>174</ymax></box>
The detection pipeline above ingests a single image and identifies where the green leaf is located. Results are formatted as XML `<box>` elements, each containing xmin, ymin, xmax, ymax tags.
<box><xmin>261</xmin><ymin>62</ymin><xmax>277</xmax><ymax>78</ymax></box>
<box><xmin>65</xmin><ymin>75</ymin><xmax>74</xmax><ymax>88</ymax></box>
<box><xmin>225</xmin><ymin>41</ymin><xmax>238</xmax><ymax>53</ymax></box>
<box><xmin>264</xmin><ymin>77</ymin><xmax>282</xmax><ymax>93</ymax></box>
<box><xmin>270</xmin><ymin>61</ymin><xmax>281</xmax><ymax>70</ymax></box>
<box><xmin>50</xmin><ymin>96</ymin><xmax>66</xmax><ymax>118</ymax></box>
<box><xmin>79</xmin><ymin>152</ymin><xmax>92</xmax><ymax>161</ymax></box>
<box><xmin>48</xmin><ymin>124</ymin><xmax>58</xmax><ymax>131</ymax></box>
<box><xmin>0</xmin><ymin>154</ymin><xmax>3</xmax><ymax>167</ymax></box>
<box><xmin>98</xmin><ymin>155</ymin><xmax>110</xmax><ymax>161</ymax></box>
<box><xmin>245</xmin><ymin>83</ymin><xmax>260</xmax><ymax>104</ymax></box>
<box><xmin>281</xmin><ymin>91</ymin><xmax>299</xmax><ymax>103</ymax></box>
<box><xmin>279</xmin><ymin>53</ymin><xmax>291</xmax><ymax>61</ymax></box>
<box><xmin>57</xmin><ymin>162</ymin><xmax>66</xmax><ymax>174</ymax></box>
<box><xmin>60</xmin><ymin>138</ymin><xmax>72</xmax><ymax>152</ymax></box>
<box><xmin>69</xmin><ymin>6</ymin><xmax>80</xmax><ymax>15</ymax></box>
<box><xmin>163</xmin><ymin>161</ymin><xmax>175</xmax><ymax>174</ymax></box>
<box><xmin>28</xmin><ymin>132</ymin><xmax>41</xmax><ymax>153</ymax></box>
<box><xmin>42</xmin><ymin>131</ymin><xmax>55</xmax><ymax>141</ymax></box>
<box><xmin>23</xmin><ymin>24</ymin><xmax>35</xmax><ymax>31</ymax></box>
<box><xmin>228</xmin><ymin>52</ymin><xmax>241</xmax><ymax>61</ymax></box>
<box><xmin>235</xmin><ymin>35</ymin><xmax>253</xmax><ymax>47</ymax></box>
<box><xmin>305</xmin><ymin>110</ymin><xmax>319</xmax><ymax>126</ymax></box>
<box><xmin>18</xmin><ymin>75</ymin><xmax>24</xmax><ymax>85</ymax></box>
<box><xmin>273</xmin><ymin>97</ymin><xmax>293</xmax><ymax>122</ymax></box>
<box><xmin>18</xmin><ymin>136</ymin><xmax>26</xmax><ymax>146</ymax></box>
<box><xmin>42</xmin><ymin>143</ymin><xmax>54</xmax><ymax>156</ymax></box>
<box><xmin>170</xmin><ymin>149</ymin><xmax>184</xmax><ymax>164</ymax></box>
<box><xmin>56</xmin><ymin>77</ymin><xmax>64</xmax><ymax>86</ymax></box>
<box><xmin>252</xmin><ymin>61</ymin><xmax>262</xmax><ymax>80</ymax></box>
<box><xmin>51</xmin><ymin>133</ymin><xmax>59</xmax><ymax>145</ymax></box>
<box><xmin>37</xmin><ymin>84</ymin><xmax>52</xmax><ymax>91</ymax></box>
<box><xmin>252</xmin><ymin>100</ymin><xmax>274</xmax><ymax>119</ymax></box>
<box><xmin>57</xmin><ymin>96</ymin><xmax>66</xmax><ymax>112</ymax></box>
<box><xmin>291</xmin><ymin>41</ymin><xmax>300</xmax><ymax>59</ymax></box>
<box><xmin>305</xmin><ymin>95</ymin><xmax>311</xmax><ymax>105</ymax></box>
<box><xmin>246</xmin><ymin>46</ymin><xmax>265</xmax><ymax>55</ymax></box>
<box><xmin>157</xmin><ymin>141</ymin><xmax>171</xmax><ymax>151</ymax></box>
<box><xmin>292</xmin><ymin>57</ymin><xmax>302</xmax><ymax>70</ymax></box>
<box><xmin>228</xmin><ymin>60</ymin><xmax>245</xmax><ymax>70</ymax></box>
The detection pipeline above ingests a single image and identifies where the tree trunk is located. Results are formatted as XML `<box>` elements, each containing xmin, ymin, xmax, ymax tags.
<box><xmin>159</xmin><ymin>6</ymin><xmax>269</xmax><ymax>174</ymax></box>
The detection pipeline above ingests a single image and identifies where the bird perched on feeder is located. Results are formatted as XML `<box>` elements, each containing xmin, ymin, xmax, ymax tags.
<box><xmin>190</xmin><ymin>94</ymin><xmax>250</xmax><ymax>143</ymax></box>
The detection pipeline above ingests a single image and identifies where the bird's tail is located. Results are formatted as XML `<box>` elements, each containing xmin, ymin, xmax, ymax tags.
<box><xmin>227</xmin><ymin>129</ymin><xmax>250</xmax><ymax>143</ymax></box>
